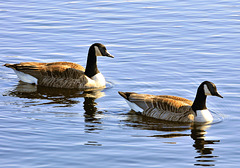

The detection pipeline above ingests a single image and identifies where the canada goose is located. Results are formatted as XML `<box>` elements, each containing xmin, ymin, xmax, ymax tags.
<box><xmin>118</xmin><ymin>81</ymin><xmax>223</xmax><ymax>123</ymax></box>
<box><xmin>4</xmin><ymin>43</ymin><xmax>114</xmax><ymax>89</ymax></box>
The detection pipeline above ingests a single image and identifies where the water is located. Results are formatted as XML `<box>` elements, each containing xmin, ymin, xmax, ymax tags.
<box><xmin>0</xmin><ymin>0</ymin><xmax>240</xmax><ymax>167</ymax></box>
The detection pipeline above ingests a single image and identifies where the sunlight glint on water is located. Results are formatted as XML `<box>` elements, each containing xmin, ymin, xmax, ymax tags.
<box><xmin>0</xmin><ymin>0</ymin><xmax>240</xmax><ymax>167</ymax></box>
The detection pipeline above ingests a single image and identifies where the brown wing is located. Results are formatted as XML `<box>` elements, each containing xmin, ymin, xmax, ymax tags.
<box><xmin>127</xmin><ymin>93</ymin><xmax>195</xmax><ymax>122</ymax></box>
<box><xmin>156</xmin><ymin>95</ymin><xmax>193</xmax><ymax>105</ymax></box>
<box><xmin>4</xmin><ymin>62</ymin><xmax>85</xmax><ymax>78</ymax></box>
<box><xmin>4</xmin><ymin>62</ymin><xmax>89</xmax><ymax>89</ymax></box>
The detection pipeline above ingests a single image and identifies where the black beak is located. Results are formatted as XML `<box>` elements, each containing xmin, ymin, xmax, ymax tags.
<box><xmin>215</xmin><ymin>92</ymin><xmax>223</xmax><ymax>98</ymax></box>
<box><xmin>104</xmin><ymin>51</ymin><xmax>114</xmax><ymax>58</ymax></box>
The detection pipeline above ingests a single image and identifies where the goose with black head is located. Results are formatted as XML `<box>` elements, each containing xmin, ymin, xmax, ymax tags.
<box><xmin>119</xmin><ymin>81</ymin><xmax>223</xmax><ymax>123</ymax></box>
<box><xmin>4</xmin><ymin>43</ymin><xmax>114</xmax><ymax>89</ymax></box>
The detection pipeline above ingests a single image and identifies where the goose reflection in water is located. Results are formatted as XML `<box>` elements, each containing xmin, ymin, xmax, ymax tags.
<box><xmin>191</xmin><ymin>124</ymin><xmax>220</xmax><ymax>167</ymax></box>
<box><xmin>6</xmin><ymin>81</ymin><xmax>105</xmax><ymax>107</ymax></box>
<box><xmin>6</xmin><ymin>81</ymin><xmax>104</xmax><ymax>146</ymax></box>
<box><xmin>83</xmin><ymin>96</ymin><xmax>103</xmax><ymax>135</ymax></box>
<box><xmin>6</xmin><ymin>81</ymin><xmax>104</xmax><ymax>120</ymax></box>
<box><xmin>124</xmin><ymin>113</ymin><xmax>220</xmax><ymax>167</ymax></box>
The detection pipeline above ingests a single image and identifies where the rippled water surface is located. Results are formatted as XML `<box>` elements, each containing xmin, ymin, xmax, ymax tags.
<box><xmin>1</xmin><ymin>0</ymin><xmax>240</xmax><ymax>167</ymax></box>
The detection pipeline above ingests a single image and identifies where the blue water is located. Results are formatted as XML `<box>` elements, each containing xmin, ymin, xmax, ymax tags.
<box><xmin>0</xmin><ymin>0</ymin><xmax>240</xmax><ymax>167</ymax></box>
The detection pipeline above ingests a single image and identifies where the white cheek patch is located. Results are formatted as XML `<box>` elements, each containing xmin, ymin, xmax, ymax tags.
<box><xmin>94</xmin><ymin>46</ymin><xmax>102</xmax><ymax>56</ymax></box>
<box><xmin>204</xmin><ymin>84</ymin><xmax>212</xmax><ymax>96</ymax></box>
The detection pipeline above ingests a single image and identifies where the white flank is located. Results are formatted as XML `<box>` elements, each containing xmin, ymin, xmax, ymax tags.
<box><xmin>125</xmin><ymin>99</ymin><xmax>143</xmax><ymax>112</ymax></box>
<box><xmin>89</xmin><ymin>73</ymin><xmax>106</xmax><ymax>87</ymax></box>
<box><xmin>195</xmin><ymin>109</ymin><xmax>213</xmax><ymax>123</ymax></box>
<box><xmin>13</xmin><ymin>70</ymin><xmax>38</xmax><ymax>84</ymax></box>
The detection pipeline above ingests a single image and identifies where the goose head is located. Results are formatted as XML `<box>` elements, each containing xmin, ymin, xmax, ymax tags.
<box><xmin>192</xmin><ymin>81</ymin><xmax>223</xmax><ymax>112</ymax></box>
<box><xmin>192</xmin><ymin>81</ymin><xmax>223</xmax><ymax>123</ymax></box>
<box><xmin>91</xmin><ymin>43</ymin><xmax>114</xmax><ymax>58</ymax></box>
<box><xmin>202</xmin><ymin>81</ymin><xmax>223</xmax><ymax>98</ymax></box>
<box><xmin>85</xmin><ymin>43</ymin><xmax>114</xmax><ymax>78</ymax></box>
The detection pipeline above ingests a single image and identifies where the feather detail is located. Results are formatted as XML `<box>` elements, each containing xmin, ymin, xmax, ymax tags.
<box><xmin>119</xmin><ymin>82</ymin><xmax>222</xmax><ymax>123</ymax></box>
<box><xmin>4</xmin><ymin>43</ymin><xmax>114</xmax><ymax>89</ymax></box>
<box><xmin>4</xmin><ymin>62</ymin><xmax>98</xmax><ymax>89</ymax></box>
<box><xmin>119</xmin><ymin>92</ymin><xmax>195</xmax><ymax>122</ymax></box>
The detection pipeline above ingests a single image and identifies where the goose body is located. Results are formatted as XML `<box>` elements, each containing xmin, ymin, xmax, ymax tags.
<box><xmin>4</xmin><ymin>43</ymin><xmax>114</xmax><ymax>89</ymax></box>
<box><xmin>119</xmin><ymin>81</ymin><xmax>223</xmax><ymax>123</ymax></box>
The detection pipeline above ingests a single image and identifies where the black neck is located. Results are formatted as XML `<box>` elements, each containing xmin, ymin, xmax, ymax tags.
<box><xmin>191</xmin><ymin>84</ymin><xmax>207</xmax><ymax>112</ymax></box>
<box><xmin>84</xmin><ymin>46</ymin><xmax>100</xmax><ymax>78</ymax></box>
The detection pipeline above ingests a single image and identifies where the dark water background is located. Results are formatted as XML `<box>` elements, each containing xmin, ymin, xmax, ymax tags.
<box><xmin>0</xmin><ymin>0</ymin><xmax>240</xmax><ymax>167</ymax></box>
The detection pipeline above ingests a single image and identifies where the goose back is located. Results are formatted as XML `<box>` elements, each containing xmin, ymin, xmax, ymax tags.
<box><xmin>119</xmin><ymin>92</ymin><xmax>196</xmax><ymax>122</ymax></box>
<box><xmin>4</xmin><ymin>43</ymin><xmax>114</xmax><ymax>89</ymax></box>
<box><xmin>4</xmin><ymin>62</ymin><xmax>92</xmax><ymax>89</ymax></box>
